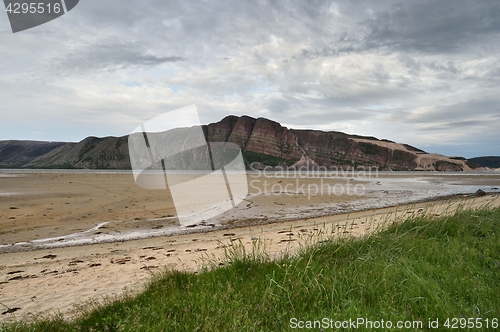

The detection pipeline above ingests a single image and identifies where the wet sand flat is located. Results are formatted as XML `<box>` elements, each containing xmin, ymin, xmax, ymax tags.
<box><xmin>1</xmin><ymin>171</ymin><xmax>499</xmax><ymax>250</ymax></box>
<box><xmin>0</xmin><ymin>173</ymin><xmax>177</xmax><ymax>245</ymax></box>
<box><xmin>0</xmin><ymin>172</ymin><xmax>374</xmax><ymax>249</ymax></box>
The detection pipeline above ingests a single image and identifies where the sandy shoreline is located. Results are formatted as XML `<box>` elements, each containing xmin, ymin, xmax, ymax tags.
<box><xmin>1</xmin><ymin>171</ymin><xmax>500</xmax><ymax>322</ymax></box>
<box><xmin>0</xmin><ymin>195</ymin><xmax>498</xmax><ymax>322</ymax></box>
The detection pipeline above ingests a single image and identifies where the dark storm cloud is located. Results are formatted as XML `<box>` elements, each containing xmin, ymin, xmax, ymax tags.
<box><xmin>297</xmin><ymin>0</ymin><xmax>500</xmax><ymax>58</ymax></box>
<box><xmin>364</xmin><ymin>0</ymin><xmax>500</xmax><ymax>54</ymax></box>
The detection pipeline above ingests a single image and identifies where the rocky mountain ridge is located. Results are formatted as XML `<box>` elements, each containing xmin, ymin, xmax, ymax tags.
<box><xmin>0</xmin><ymin>115</ymin><xmax>484</xmax><ymax>171</ymax></box>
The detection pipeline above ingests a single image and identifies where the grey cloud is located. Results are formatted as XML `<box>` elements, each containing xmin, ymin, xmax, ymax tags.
<box><xmin>265</xmin><ymin>97</ymin><xmax>293</xmax><ymax>114</ymax></box>
<box><xmin>364</xmin><ymin>0</ymin><xmax>500</xmax><ymax>54</ymax></box>
<box><xmin>2</xmin><ymin>0</ymin><xmax>500</xmax><ymax>157</ymax></box>
<box><xmin>403</xmin><ymin>99</ymin><xmax>500</xmax><ymax>124</ymax></box>
<box><xmin>266</xmin><ymin>95</ymin><xmax>376</xmax><ymax>125</ymax></box>
<box><xmin>418</xmin><ymin>120</ymin><xmax>490</xmax><ymax>131</ymax></box>
<box><xmin>420</xmin><ymin>142</ymin><xmax>499</xmax><ymax>158</ymax></box>
<box><xmin>425</xmin><ymin>61</ymin><xmax>461</xmax><ymax>76</ymax></box>
<box><xmin>53</xmin><ymin>41</ymin><xmax>183</xmax><ymax>73</ymax></box>
<box><xmin>396</xmin><ymin>56</ymin><xmax>421</xmax><ymax>76</ymax></box>
<box><xmin>298</xmin><ymin>0</ymin><xmax>500</xmax><ymax>59</ymax></box>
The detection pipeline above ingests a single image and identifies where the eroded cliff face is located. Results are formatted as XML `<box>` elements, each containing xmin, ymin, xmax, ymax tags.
<box><xmin>1</xmin><ymin>115</ymin><xmax>473</xmax><ymax>171</ymax></box>
<box><xmin>203</xmin><ymin>115</ymin><xmax>470</xmax><ymax>171</ymax></box>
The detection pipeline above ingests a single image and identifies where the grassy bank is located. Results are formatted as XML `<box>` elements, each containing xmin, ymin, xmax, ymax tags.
<box><xmin>2</xmin><ymin>206</ymin><xmax>500</xmax><ymax>331</ymax></box>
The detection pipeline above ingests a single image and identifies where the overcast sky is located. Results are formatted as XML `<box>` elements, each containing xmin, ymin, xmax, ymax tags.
<box><xmin>1</xmin><ymin>0</ymin><xmax>499</xmax><ymax>158</ymax></box>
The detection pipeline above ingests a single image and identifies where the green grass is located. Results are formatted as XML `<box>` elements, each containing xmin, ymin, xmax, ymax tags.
<box><xmin>2</xmin><ymin>206</ymin><xmax>500</xmax><ymax>331</ymax></box>
<box><xmin>242</xmin><ymin>150</ymin><xmax>298</xmax><ymax>168</ymax></box>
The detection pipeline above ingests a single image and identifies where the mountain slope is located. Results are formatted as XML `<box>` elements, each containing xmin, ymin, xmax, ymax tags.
<box><xmin>0</xmin><ymin>140</ymin><xmax>66</xmax><ymax>168</ymax></box>
<box><xmin>24</xmin><ymin>136</ymin><xmax>130</xmax><ymax>169</ymax></box>
<box><xmin>1</xmin><ymin>115</ymin><xmax>476</xmax><ymax>171</ymax></box>
<box><xmin>468</xmin><ymin>156</ymin><xmax>500</xmax><ymax>169</ymax></box>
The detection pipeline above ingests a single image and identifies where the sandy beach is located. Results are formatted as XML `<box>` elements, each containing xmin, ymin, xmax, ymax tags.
<box><xmin>1</xmin><ymin>171</ymin><xmax>500</xmax><ymax>322</ymax></box>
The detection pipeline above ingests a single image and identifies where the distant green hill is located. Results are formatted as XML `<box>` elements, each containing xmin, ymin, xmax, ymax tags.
<box><xmin>468</xmin><ymin>156</ymin><xmax>500</xmax><ymax>168</ymax></box>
